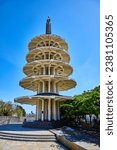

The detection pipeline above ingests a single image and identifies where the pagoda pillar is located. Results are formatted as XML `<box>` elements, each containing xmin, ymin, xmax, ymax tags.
<box><xmin>37</xmin><ymin>84</ymin><xmax>40</xmax><ymax>94</ymax></box>
<box><xmin>48</xmin><ymin>98</ymin><xmax>51</xmax><ymax>121</ymax></box>
<box><xmin>36</xmin><ymin>104</ymin><xmax>38</xmax><ymax>120</ymax></box>
<box><xmin>48</xmin><ymin>65</ymin><xmax>50</xmax><ymax>75</ymax></box>
<box><xmin>38</xmin><ymin>100</ymin><xmax>42</xmax><ymax>120</ymax></box>
<box><xmin>43</xmin><ymin>66</ymin><xmax>45</xmax><ymax>75</ymax></box>
<box><xmin>36</xmin><ymin>100</ymin><xmax>39</xmax><ymax>120</ymax></box>
<box><xmin>48</xmin><ymin>80</ymin><xmax>50</xmax><ymax>92</ymax></box>
<box><xmin>42</xmin><ymin>81</ymin><xmax>45</xmax><ymax>92</ymax></box>
<box><xmin>41</xmin><ymin>100</ymin><xmax>44</xmax><ymax>121</ymax></box>
<box><xmin>54</xmin><ymin>81</ymin><xmax>56</xmax><ymax>93</ymax></box>
<box><xmin>53</xmin><ymin>100</ymin><xmax>57</xmax><ymax>120</ymax></box>
<box><xmin>57</xmin><ymin>101</ymin><xmax>60</xmax><ymax>120</ymax></box>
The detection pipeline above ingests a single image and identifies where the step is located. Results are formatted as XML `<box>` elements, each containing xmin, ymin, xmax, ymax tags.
<box><xmin>0</xmin><ymin>132</ymin><xmax>56</xmax><ymax>141</ymax></box>
<box><xmin>0</xmin><ymin>136</ymin><xmax>56</xmax><ymax>141</ymax></box>
<box><xmin>0</xmin><ymin>132</ymin><xmax>55</xmax><ymax>138</ymax></box>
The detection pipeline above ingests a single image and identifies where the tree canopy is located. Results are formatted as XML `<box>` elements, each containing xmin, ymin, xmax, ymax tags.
<box><xmin>0</xmin><ymin>100</ymin><xmax>26</xmax><ymax>117</ymax></box>
<box><xmin>60</xmin><ymin>86</ymin><xmax>100</xmax><ymax>122</ymax></box>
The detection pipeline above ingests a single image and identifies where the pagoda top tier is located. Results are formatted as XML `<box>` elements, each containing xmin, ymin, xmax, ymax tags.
<box><xmin>28</xmin><ymin>34</ymin><xmax>68</xmax><ymax>51</ymax></box>
<box><xmin>28</xmin><ymin>17</ymin><xmax>68</xmax><ymax>51</ymax></box>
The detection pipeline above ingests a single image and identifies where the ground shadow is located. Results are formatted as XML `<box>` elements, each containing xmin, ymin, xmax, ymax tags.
<box><xmin>0</xmin><ymin>123</ymin><xmax>44</xmax><ymax>132</ymax></box>
<box><xmin>64</xmin><ymin>130</ymin><xmax>100</xmax><ymax>147</ymax></box>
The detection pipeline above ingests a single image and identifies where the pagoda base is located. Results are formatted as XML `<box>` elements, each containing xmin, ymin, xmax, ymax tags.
<box><xmin>23</xmin><ymin>120</ymin><xmax>67</xmax><ymax>129</ymax></box>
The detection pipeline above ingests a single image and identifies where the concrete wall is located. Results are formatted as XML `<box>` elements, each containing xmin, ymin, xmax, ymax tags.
<box><xmin>0</xmin><ymin>116</ymin><xmax>35</xmax><ymax>125</ymax></box>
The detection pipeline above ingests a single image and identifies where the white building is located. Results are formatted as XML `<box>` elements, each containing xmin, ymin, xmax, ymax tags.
<box><xmin>15</xmin><ymin>17</ymin><xmax>77</xmax><ymax>123</ymax></box>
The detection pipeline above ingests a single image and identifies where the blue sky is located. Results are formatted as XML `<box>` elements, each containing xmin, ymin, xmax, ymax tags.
<box><xmin>0</xmin><ymin>0</ymin><xmax>100</xmax><ymax>113</ymax></box>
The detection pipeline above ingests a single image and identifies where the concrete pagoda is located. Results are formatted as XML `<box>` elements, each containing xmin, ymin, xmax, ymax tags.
<box><xmin>15</xmin><ymin>17</ymin><xmax>76</xmax><ymax>123</ymax></box>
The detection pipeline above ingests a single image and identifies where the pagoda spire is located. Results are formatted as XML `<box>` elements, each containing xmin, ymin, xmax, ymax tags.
<box><xmin>46</xmin><ymin>16</ymin><xmax>51</xmax><ymax>34</ymax></box>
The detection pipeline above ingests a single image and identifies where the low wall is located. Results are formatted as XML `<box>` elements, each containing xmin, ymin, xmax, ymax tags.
<box><xmin>56</xmin><ymin>135</ymin><xmax>86</xmax><ymax>150</ymax></box>
<box><xmin>0</xmin><ymin>116</ymin><xmax>35</xmax><ymax>125</ymax></box>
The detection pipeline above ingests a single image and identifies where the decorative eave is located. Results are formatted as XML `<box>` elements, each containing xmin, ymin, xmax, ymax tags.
<box><xmin>28</xmin><ymin>34</ymin><xmax>68</xmax><ymax>51</ymax></box>
<box><xmin>23</xmin><ymin>60</ymin><xmax>73</xmax><ymax>77</ymax></box>
<box><xmin>14</xmin><ymin>94</ymin><xmax>73</xmax><ymax>105</ymax></box>
<box><xmin>19</xmin><ymin>75</ymin><xmax>77</xmax><ymax>91</ymax></box>
<box><xmin>26</xmin><ymin>47</ymin><xmax>70</xmax><ymax>63</ymax></box>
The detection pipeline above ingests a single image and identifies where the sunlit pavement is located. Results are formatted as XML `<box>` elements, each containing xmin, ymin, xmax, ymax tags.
<box><xmin>0</xmin><ymin>123</ymin><xmax>68</xmax><ymax>150</ymax></box>
<box><xmin>0</xmin><ymin>139</ymin><xmax>68</xmax><ymax>150</ymax></box>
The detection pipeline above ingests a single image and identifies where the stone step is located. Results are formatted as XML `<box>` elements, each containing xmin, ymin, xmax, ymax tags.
<box><xmin>0</xmin><ymin>136</ymin><xmax>56</xmax><ymax>141</ymax></box>
<box><xmin>0</xmin><ymin>131</ymin><xmax>55</xmax><ymax>137</ymax></box>
<box><xmin>0</xmin><ymin>134</ymin><xmax>56</xmax><ymax>139</ymax></box>
<box><xmin>0</xmin><ymin>132</ymin><xmax>56</xmax><ymax>141</ymax></box>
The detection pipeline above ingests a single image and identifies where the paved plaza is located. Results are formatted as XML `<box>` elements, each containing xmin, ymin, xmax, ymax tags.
<box><xmin>0</xmin><ymin>123</ymin><xmax>100</xmax><ymax>150</ymax></box>
<box><xmin>0</xmin><ymin>139</ymin><xmax>68</xmax><ymax>150</ymax></box>
<box><xmin>0</xmin><ymin>123</ymin><xmax>68</xmax><ymax>150</ymax></box>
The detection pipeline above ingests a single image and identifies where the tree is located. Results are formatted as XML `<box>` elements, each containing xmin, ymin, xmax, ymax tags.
<box><xmin>60</xmin><ymin>102</ymin><xmax>74</xmax><ymax>120</ymax></box>
<box><xmin>0</xmin><ymin>100</ymin><xmax>26</xmax><ymax>117</ymax></box>
<box><xmin>0</xmin><ymin>101</ymin><xmax>13</xmax><ymax>116</ymax></box>
<box><xmin>14</xmin><ymin>105</ymin><xmax>26</xmax><ymax>117</ymax></box>
<box><xmin>60</xmin><ymin>86</ymin><xmax>100</xmax><ymax>124</ymax></box>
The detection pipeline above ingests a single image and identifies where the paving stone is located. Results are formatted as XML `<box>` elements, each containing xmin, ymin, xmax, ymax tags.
<box><xmin>0</xmin><ymin>139</ymin><xmax>68</xmax><ymax>150</ymax></box>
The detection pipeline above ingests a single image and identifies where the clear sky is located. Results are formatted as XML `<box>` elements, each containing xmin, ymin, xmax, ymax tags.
<box><xmin>0</xmin><ymin>0</ymin><xmax>100</xmax><ymax>113</ymax></box>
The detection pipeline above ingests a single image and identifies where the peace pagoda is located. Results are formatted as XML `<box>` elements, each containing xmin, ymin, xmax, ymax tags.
<box><xmin>15</xmin><ymin>17</ymin><xmax>77</xmax><ymax>128</ymax></box>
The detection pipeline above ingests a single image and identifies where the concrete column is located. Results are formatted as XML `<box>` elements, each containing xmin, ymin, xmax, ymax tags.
<box><xmin>45</xmin><ymin>101</ymin><xmax>48</xmax><ymax>120</ymax></box>
<box><xmin>41</xmin><ymin>100</ymin><xmax>44</xmax><ymax>121</ymax></box>
<box><xmin>36</xmin><ymin>104</ymin><xmax>38</xmax><ymax>120</ymax></box>
<box><xmin>36</xmin><ymin>100</ymin><xmax>39</xmax><ymax>120</ymax></box>
<box><xmin>53</xmin><ymin>100</ymin><xmax>57</xmax><ymax>121</ymax></box>
<box><xmin>48</xmin><ymin>80</ymin><xmax>50</xmax><ymax>92</ymax></box>
<box><xmin>49</xmin><ymin>51</ymin><xmax>50</xmax><ymax>59</ymax></box>
<box><xmin>54</xmin><ymin>81</ymin><xmax>56</xmax><ymax>93</ymax></box>
<box><xmin>48</xmin><ymin>65</ymin><xmax>50</xmax><ymax>75</ymax></box>
<box><xmin>48</xmin><ymin>98</ymin><xmax>51</xmax><ymax>121</ymax></box>
<box><xmin>56</xmin><ymin>85</ymin><xmax>59</xmax><ymax>93</ymax></box>
<box><xmin>57</xmin><ymin>101</ymin><xmax>60</xmax><ymax>120</ymax></box>
<box><xmin>43</xmin><ymin>81</ymin><xmax>45</xmax><ymax>92</ymax></box>
<box><xmin>37</xmin><ymin>83</ymin><xmax>40</xmax><ymax>94</ymax></box>
<box><xmin>40</xmin><ymin>82</ymin><xmax>43</xmax><ymax>93</ymax></box>
<box><xmin>52</xmin><ymin>100</ymin><xmax>54</xmax><ymax>120</ymax></box>
<box><xmin>43</xmin><ymin>66</ymin><xmax>45</xmax><ymax>75</ymax></box>
<box><xmin>54</xmin><ymin>67</ymin><xmax>56</xmax><ymax>75</ymax></box>
<box><xmin>38</xmin><ymin>100</ymin><xmax>42</xmax><ymax>120</ymax></box>
<box><xmin>44</xmin><ymin>53</ymin><xmax>46</xmax><ymax>59</ymax></box>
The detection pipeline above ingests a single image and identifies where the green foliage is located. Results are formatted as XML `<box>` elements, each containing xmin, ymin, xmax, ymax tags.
<box><xmin>60</xmin><ymin>86</ymin><xmax>100</xmax><ymax>122</ymax></box>
<box><xmin>0</xmin><ymin>100</ymin><xmax>26</xmax><ymax>117</ymax></box>
<box><xmin>14</xmin><ymin>105</ymin><xmax>26</xmax><ymax>117</ymax></box>
<box><xmin>0</xmin><ymin>100</ymin><xmax>13</xmax><ymax>116</ymax></box>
